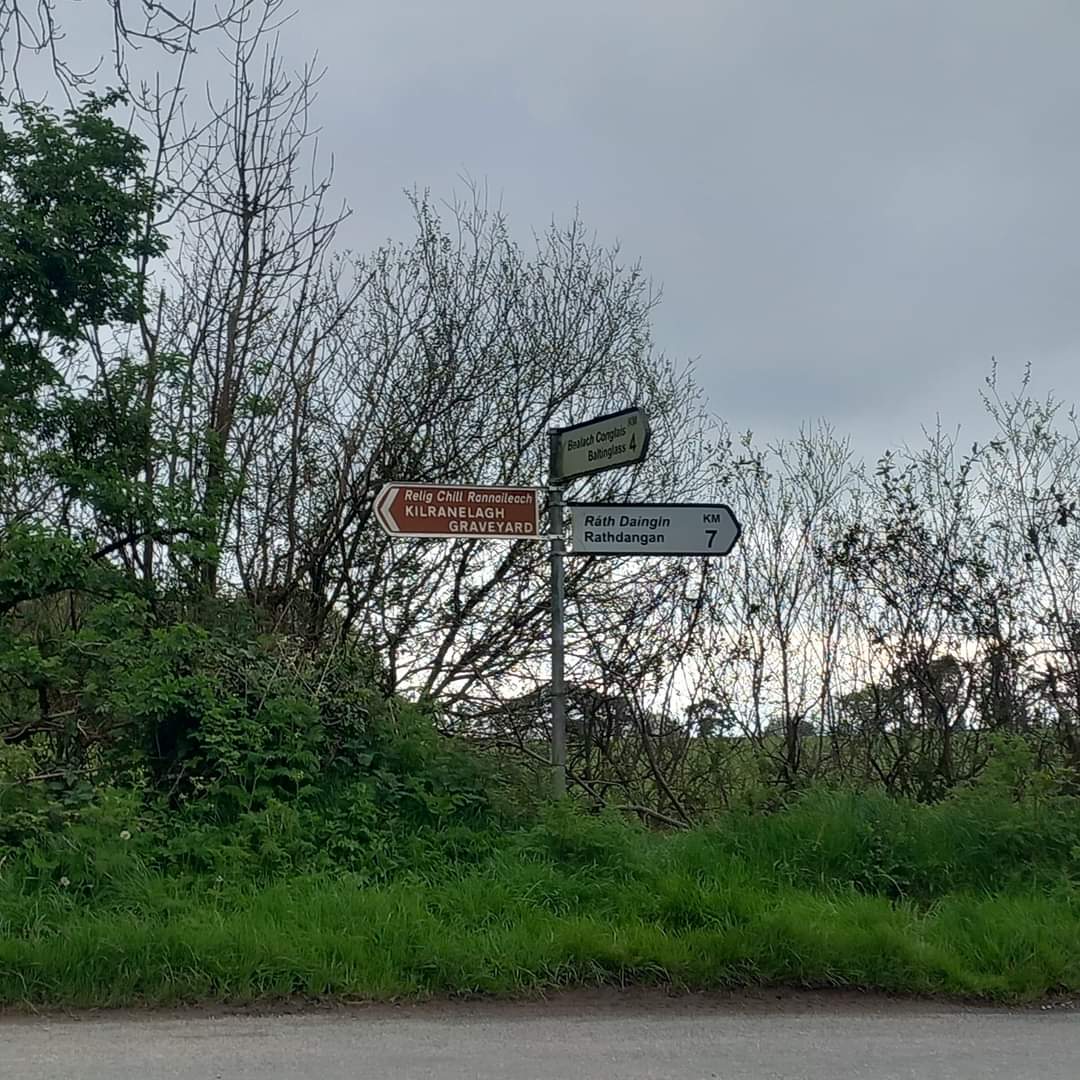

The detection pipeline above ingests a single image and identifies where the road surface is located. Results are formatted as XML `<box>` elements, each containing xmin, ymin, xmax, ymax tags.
<box><xmin>2</xmin><ymin>990</ymin><xmax>1077</xmax><ymax>1079</ymax></box>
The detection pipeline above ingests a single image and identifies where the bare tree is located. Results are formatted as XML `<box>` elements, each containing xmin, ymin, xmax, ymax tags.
<box><xmin>0</xmin><ymin>0</ymin><xmax>254</xmax><ymax>94</ymax></box>
<box><xmin>697</xmin><ymin>423</ymin><xmax>857</xmax><ymax>787</ymax></box>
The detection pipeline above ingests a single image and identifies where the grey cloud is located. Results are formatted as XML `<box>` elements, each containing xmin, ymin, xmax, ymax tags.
<box><xmin>43</xmin><ymin>0</ymin><xmax>1080</xmax><ymax>456</ymax></box>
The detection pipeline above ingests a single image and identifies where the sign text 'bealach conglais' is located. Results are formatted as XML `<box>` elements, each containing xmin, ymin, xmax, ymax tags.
<box><xmin>551</xmin><ymin>406</ymin><xmax>650</xmax><ymax>481</ymax></box>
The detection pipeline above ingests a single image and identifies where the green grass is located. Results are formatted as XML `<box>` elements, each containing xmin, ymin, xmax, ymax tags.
<box><xmin>2</xmin><ymin>787</ymin><xmax>1080</xmax><ymax>1007</ymax></box>
<box><xmin>2</xmin><ymin>861</ymin><xmax>1078</xmax><ymax>1005</ymax></box>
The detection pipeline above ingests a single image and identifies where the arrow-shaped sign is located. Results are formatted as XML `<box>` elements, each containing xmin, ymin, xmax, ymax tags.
<box><xmin>568</xmin><ymin>501</ymin><xmax>741</xmax><ymax>556</ymax></box>
<box><xmin>375</xmin><ymin>482</ymin><xmax>543</xmax><ymax>539</ymax></box>
<box><xmin>550</xmin><ymin>406</ymin><xmax>651</xmax><ymax>481</ymax></box>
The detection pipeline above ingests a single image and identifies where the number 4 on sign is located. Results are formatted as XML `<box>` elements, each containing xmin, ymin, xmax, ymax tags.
<box><xmin>630</xmin><ymin>432</ymin><xmax>637</xmax><ymax>451</ymax></box>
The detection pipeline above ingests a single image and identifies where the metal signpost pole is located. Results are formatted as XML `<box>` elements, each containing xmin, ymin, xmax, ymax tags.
<box><xmin>375</xmin><ymin>409</ymin><xmax>671</xmax><ymax>804</ymax></box>
<box><xmin>548</xmin><ymin>433</ymin><xmax>567</xmax><ymax>799</ymax></box>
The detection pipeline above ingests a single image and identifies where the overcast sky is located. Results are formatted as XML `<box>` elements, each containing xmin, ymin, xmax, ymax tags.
<box><xmin>50</xmin><ymin>1</ymin><xmax>1080</xmax><ymax>458</ymax></box>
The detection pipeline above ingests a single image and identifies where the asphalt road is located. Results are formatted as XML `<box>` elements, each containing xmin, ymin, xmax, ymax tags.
<box><xmin>2</xmin><ymin>991</ymin><xmax>1077</xmax><ymax>1079</ymax></box>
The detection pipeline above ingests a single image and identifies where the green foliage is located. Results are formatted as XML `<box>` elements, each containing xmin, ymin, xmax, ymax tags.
<box><xmin>1</xmin><ymin>88</ymin><xmax>1079</xmax><ymax>1009</ymax></box>
<box><xmin>0</xmin><ymin>91</ymin><xmax>163</xmax><ymax>355</ymax></box>
<box><xmin>514</xmin><ymin>802</ymin><xmax>652</xmax><ymax>877</ymax></box>
<box><xmin>2</xmin><ymin>787</ymin><xmax>1080</xmax><ymax>1006</ymax></box>
<box><xmin>0</xmin><ymin>743</ymin><xmax>52</xmax><ymax>850</ymax></box>
<box><xmin>0</xmin><ymin>526</ymin><xmax>128</xmax><ymax>614</ymax></box>
<box><xmin>6</xmin><ymin>661</ymin><xmax>1080</xmax><ymax>1009</ymax></box>
<box><xmin>0</xmin><ymin>593</ymin><xmax>508</xmax><ymax>889</ymax></box>
<box><xmin>690</xmin><ymin>748</ymin><xmax>1080</xmax><ymax>903</ymax></box>
<box><xmin>0</xmin><ymin>92</ymin><xmax>169</xmax><ymax>622</ymax></box>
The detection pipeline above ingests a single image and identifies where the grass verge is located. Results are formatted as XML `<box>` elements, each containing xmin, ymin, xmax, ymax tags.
<box><xmin>2</xmin><ymin>788</ymin><xmax>1080</xmax><ymax>1007</ymax></box>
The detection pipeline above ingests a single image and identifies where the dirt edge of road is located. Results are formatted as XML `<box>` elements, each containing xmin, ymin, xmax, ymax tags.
<box><xmin>2</xmin><ymin>985</ymin><xmax>1075</xmax><ymax>1024</ymax></box>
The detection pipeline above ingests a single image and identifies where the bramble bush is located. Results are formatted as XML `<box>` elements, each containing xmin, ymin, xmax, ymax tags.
<box><xmin>0</xmin><ymin>592</ymin><xmax>514</xmax><ymax>888</ymax></box>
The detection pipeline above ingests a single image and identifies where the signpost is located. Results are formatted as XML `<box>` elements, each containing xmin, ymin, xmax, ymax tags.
<box><xmin>374</xmin><ymin>403</ymin><xmax>744</xmax><ymax>801</ymax></box>
<box><xmin>547</xmin><ymin>462</ymin><xmax>568</xmax><ymax>797</ymax></box>
<box><xmin>547</xmin><ymin>407</ymin><xmax>650</xmax><ymax>796</ymax></box>
<box><xmin>550</xmin><ymin>406</ymin><xmax>650</xmax><ymax>481</ymax></box>
<box><xmin>374</xmin><ymin>482</ymin><xmax>542</xmax><ymax>539</ymax></box>
<box><xmin>568</xmin><ymin>502</ymin><xmax>741</xmax><ymax>556</ymax></box>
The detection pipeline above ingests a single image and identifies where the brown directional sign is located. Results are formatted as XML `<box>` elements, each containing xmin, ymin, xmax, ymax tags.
<box><xmin>374</xmin><ymin>482</ymin><xmax>543</xmax><ymax>539</ymax></box>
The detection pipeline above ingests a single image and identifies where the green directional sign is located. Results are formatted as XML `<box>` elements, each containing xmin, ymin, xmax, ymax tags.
<box><xmin>550</xmin><ymin>406</ymin><xmax>650</xmax><ymax>482</ymax></box>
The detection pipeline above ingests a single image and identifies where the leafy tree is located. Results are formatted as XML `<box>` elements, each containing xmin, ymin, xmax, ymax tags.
<box><xmin>0</xmin><ymin>91</ymin><xmax>166</xmax><ymax>610</ymax></box>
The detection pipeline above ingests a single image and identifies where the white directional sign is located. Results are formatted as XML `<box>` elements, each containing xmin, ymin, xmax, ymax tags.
<box><xmin>551</xmin><ymin>407</ymin><xmax>650</xmax><ymax>481</ymax></box>
<box><xmin>568</xmin><ymin>502</ymin><xmax>741</xmax><ymax>556</ymax></box>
